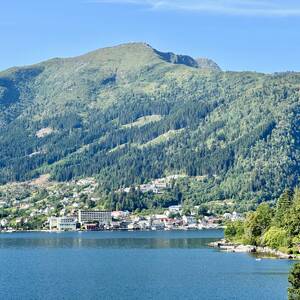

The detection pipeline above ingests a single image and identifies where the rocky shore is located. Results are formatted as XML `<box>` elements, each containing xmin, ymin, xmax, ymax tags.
<box><xmin>208</xmin><ymin>239</ymin><xmax>296</xmax><ymax>259</ymax></box>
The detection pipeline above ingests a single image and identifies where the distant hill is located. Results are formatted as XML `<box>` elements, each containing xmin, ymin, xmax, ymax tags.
<box><xmin>0</xmin><ymin>42</ymin><xmax>299</xmax><ymax>203</ymax></box>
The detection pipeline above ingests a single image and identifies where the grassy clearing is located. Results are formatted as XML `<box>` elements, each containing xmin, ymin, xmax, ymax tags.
<box><xmin>122</xmin><ymin>115</ymin><xmax>162</xmax><ymax>128</ymax></box>
<box><xmin>139</xmin><ymin>129</ymin><xmax>184</xmax><ymax>148</ymax></box>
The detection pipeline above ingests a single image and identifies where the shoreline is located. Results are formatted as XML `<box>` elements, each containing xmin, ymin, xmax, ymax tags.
<box><xmin>0</xmin><ymin>227</ymin><xmax>223</xmax><ymax>234</ymax></box>
<box><xmin>209</xmin><ymin>239</ymin><xmax>298</xmax><ymax>260</ymax></box>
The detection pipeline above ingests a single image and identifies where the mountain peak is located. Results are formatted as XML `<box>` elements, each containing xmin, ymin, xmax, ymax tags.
<box><xmin>195</xmin><ymin>58</ymin><xmax>221</xmax><ymax>71</ymax></box>
<box><xmin>82</xmin><ymin>42</ymin><xmax>221</xmax><ymax>71</ymax></box>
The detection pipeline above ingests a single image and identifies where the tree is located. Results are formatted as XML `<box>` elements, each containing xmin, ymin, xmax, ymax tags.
<box><xmin>274</xmin><ymin>189</ymin><xmax>293</xmax><ymax>227</ymax></box>
<box><xmin>173</xmin><ymin>184</ymin><xmax>183</xmax><ymax>204</ymax></box>
<box><xmin>244</xmin><ymin>203</ymin><xmax>273</xmax><ymax>245</ymax></box>
<box><xmin>285</xmin><ymin>189</ymin><xmax>300</xmax><ymax>237</ymax></box>
<box><xmin>262</xmin><ymin>226</ymin><xmax>288</xmax><ymax>249</ymax></box>
<box><xmin>224</xmin><ymin>221</ymin><xmax>244</xmax><ymax>241</ymax></box>
<box><xmin>182</xmin><ymin>199</ymin><xmax>193</xmax><ymax>216</ymax></box>
<box><xmin>288</xmin><ymin>263</ymin><xmax>300</xmax><ymax>300</ymax></box>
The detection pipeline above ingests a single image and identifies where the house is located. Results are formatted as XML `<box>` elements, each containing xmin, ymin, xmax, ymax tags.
<box><xmin>151</xmin><ymin>220</ymin><xmax>165</xmax><ymax>230</ymax></box>
<box><xmin>232</xmin><ymin>211</ymin><xmax>243</xmax><ymax>221</ymax></box>
<box><xmin>168</xmin><ymin>205</ymin><xmax>182</xmax><ymax>213</ymax></box>
<box><xmin>0</xmin><ymin>219</ymin><xmax>8</xmax><ymax>227</ymax></box>
<box><xmin>119</xmin><ymin>221</ymin><xmax>131</xmax><ymax>230</ymax></box>
<box><xmin>154</xmin><ymin>214</ymin><xmax>168</xmax><ymax>222</ymax></box>
<box><xmin>182</xmin><ymin>215</ymin><xmax>197</xmax><ymax>225</ymax></box>
<box><xmin>138</xmin><ymin>220</ymin><xmax>151</xmax><ymax>230</ymax></box>
<box><xmin>223</xmin><ymin>213</ymin><xmax>232</xmax><ymax>220</ymax></box>
<box><xmin>163</xmin><ymin>218</ymin><xmax>177</xmax><ymax>230</ymax></box>
<box><xmin>83</xmin><ymin>223</ymin><xmax>99</xmax><ymax>231</ymax></box>
<box><xmin>20</xmin><ymin>203</ymin><xmax>30</xmax><ymax>209</ymax></box>
<box><xmin>128</xmin><ymin>222</ymin><xmax>140</xmax><ymax>230</ymax></box>
<box><xmin>140</xmin><ymin>184</ymin><xmax>155</xmax><ymax>193</ymax></box>
<box><xmin>15</xmin><ymin>217</ymin><xmax>23</xmax><ymax>224</ymax></box>
<box><xmin>123</xmin><ymin>187</ymin><xmax>131</xmax><ymax>193</ymax></box>
<box><xmin>0</xmin><ymin>201</ymin><xmax>7</xmax><ymax>207</ymax></box>
<box><xmin>111</xmin><ymin>221</ymin><xmax>121</xmax><ymax>230</ymax></box>
<box><xmin>112</xmin><ymin>210</ymin><xmax>130</xmax><ymax>219</ymax></box>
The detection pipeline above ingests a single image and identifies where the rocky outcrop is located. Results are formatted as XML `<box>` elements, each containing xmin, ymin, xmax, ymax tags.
<box><xmin>209</xmin><ymin>239</ymin><xmax>296</xmax><ymax>259</ymax></box>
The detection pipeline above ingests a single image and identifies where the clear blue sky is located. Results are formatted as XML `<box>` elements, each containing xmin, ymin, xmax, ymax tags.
<box><xmin>1</xmin><ymin>0</ymin><xmax>300</xmax><ymax>73</ymax></box>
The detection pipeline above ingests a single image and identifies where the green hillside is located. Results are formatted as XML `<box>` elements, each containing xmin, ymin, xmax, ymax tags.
<box><xmin>0</xmin><ymin>42</ymin><xmax>299</xmax><ymax>204</ymax></box>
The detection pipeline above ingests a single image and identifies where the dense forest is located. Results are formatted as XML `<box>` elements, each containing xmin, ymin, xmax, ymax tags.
<box><xmin>225</xmin><ymin>188</ymin><xmax>300</xmax><ymax>253</ymax></box>
<box><xmin>0</xmin><ymin>43</ymin><xmax>299</xmax><ymax>204</ymax></box>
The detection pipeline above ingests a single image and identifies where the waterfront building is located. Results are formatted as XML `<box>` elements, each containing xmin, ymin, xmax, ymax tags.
<box><xmin>83</xmin><ymin>223</ymin><xmax>99</xmax><ymax>231</ymax></box>
<box><xmin>182</xmin><ymin>215</ymin><xmax>197</xmax><ymax>225</ymax></box>
<box><xmin>57</xmin><ymin>216</ymin><xmax>77</xmax><ymax>231</ymax></box>
<box><xmin>151</xmin><ymin>220</ymin><xmax>165</xmax><ymax>230</ymax></box>
<box><xmin>49</xmin><ymin>217</ymin><xmax>58</xmax><ymax>229</ymax></box>
<box><xmin>78</xmin><ymin>210</ymin><xmax>112</xmax><ymax>225</ymax></box>
<box><xmin>154</xmin><ymin>214</ymin><xmax>168</xmax><ymax>222</ymax></box>
<box><xmin>127</xmin><ymin>222</ymin><xmax>140</xmax><ymax>230</ymax></box>
<box><xmin>138</xmin><ymin>220</ymin><xmax>151</xmax><ymax>230</ymax></box>
<box><xmin>49</xmin><ymin>216</ymin><xmax>77</xmax><ymax>231</ymax></box>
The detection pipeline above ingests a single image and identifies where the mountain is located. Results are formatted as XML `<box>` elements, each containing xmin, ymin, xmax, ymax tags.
<box><xmin>0</xmin><ymin>42</ymin><xmax>299</xmax><ymax>204</ymax></box>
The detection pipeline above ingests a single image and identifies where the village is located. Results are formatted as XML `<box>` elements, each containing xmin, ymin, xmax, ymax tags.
<box><xmin>0</xmin><ymin>176</ymin><xmax>244</xmax><ymax>232</ymax></box>
<box><xmin>1</xmin><ymin>205</ymin><xmax>243</xmax><ymax>232</ymax></box>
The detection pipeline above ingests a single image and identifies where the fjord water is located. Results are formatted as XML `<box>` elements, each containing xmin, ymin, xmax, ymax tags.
<box><xmin>0</xmin><ymin>230</ymin><xmax>293</xmax><ymax>300</ymax></box>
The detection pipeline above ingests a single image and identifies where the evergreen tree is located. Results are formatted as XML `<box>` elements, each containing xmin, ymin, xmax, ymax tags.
<box><xmin>289</xmin><ymin>263</ymin><xmax>300</xmax><ymax>300</ymax></box>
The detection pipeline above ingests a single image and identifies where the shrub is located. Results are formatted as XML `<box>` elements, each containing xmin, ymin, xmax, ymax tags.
<box><xmin>262</xmin><ymin>226</ymin><xmax>288</xmax><ymax>249</ymax></box>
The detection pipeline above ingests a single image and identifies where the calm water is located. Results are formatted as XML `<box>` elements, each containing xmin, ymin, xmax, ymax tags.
<box><xmin>0</xmin><ymin>230</ymin><xmax>294</xmax><ymax>300</ymax></box>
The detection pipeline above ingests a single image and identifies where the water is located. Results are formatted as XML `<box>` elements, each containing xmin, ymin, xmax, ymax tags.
<box><xmin>0</xmin><ymin>230</ymin><xmax>294</xmax><ymax>300</ymax></box>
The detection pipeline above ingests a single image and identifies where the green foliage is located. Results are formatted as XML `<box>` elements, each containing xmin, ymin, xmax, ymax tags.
<box><xmin>0</xmin><ymin>43</ymin><xmax>299</xmax><ymax>204</ymax></box>
<box><xmin>107</xmin><ymin>184</ymin><xmax>182</xmax><ymax>211</ymax></box>
<box><xmin>224</xmin><ymin>220</ymin><xmax>244</xmax><ymax>241</ymax></box>
<box><xmin>225</xmin><ymin>188</ymin><xmax>300</xmax><ymax>252</ymax></box>
<box><xmin>262</xmin><ymin>227</ymin><xmax>289</xmax><ymax>249</ymax></box>
<box><xmin>274</xmin><ymin>189</ymin><xmax>293</xmax><ymax>227</ymax></box>
<box><xmin>289</xmin><ymin>263</ymin><xmax>300</xmax><ymax>300</ymax></box>
<box><xmin>284</xmin><ymin>189</ymin><xmax>300</xmax><ymax>237</ymax></box>
<box><xmin>243</xmin><ymin>203</ymin><xmax>273</xmax><ymax>245</ymax></box>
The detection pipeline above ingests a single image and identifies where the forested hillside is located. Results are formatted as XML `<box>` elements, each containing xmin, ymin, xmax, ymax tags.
<box><xmin>0</xmin><ymin>42</ymin><xmax>299</xmax><ymax>203</ymax></box>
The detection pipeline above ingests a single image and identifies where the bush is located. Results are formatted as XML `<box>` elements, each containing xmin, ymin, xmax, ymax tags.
<box><xmin>224</xmin><ymin>221</ymin><xmax>244</xmax><ymax>241</ymax></box>
<box><xmin>262</xmin><ymin>227</ymin><xmax>288</xmax><ymax>249</ymax></box>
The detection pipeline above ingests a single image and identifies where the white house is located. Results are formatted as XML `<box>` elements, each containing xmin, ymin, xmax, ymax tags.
<box><xmin>182</xmin><ymin>215</ymin><xmax>196</xmax><ymax>225</ymax></box>
<box><xmin>0</xmin><ymin>219</ymin><xmax>8</xmax><ymax>227</ymax></box>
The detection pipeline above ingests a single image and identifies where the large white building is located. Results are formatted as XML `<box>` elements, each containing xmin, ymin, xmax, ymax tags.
<box><xmin>49</xmin><ymin>216</ymin><xmax>77</xmax><ymax>231</ymax></box>
<box><xmin>78</xmin><ymin>210</ymin><xmax>112</xmax><ymax>225</ymax></box>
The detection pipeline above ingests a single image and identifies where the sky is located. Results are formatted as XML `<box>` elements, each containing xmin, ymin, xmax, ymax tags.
<box><xmin>1</xmin><ymin>0</ymin><xmax>300</xmax><ymax>73</ymax></box>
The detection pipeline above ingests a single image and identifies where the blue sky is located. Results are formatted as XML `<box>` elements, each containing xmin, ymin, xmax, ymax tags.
<box><xmin>1</xmin><ymin>0</ymin><xmax>300</xmax><ymax>72</ymax></box>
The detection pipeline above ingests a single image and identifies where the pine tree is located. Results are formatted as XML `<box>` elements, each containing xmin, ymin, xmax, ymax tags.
<box><xmin>288</xmin><ymin>263</ymin><xmax>300</xmax><ymax>300</ymax></box>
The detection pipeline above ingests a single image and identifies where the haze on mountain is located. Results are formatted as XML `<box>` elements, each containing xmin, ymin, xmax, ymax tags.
<box><xmin>0</xmin><ymin>42</ymin><xmax>299</xmax><ymax>203</ymax></box>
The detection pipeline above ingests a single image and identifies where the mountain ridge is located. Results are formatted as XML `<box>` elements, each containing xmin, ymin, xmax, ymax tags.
<box><xmin>0</xmin><ymin>42</ymin><xmax>299</xmax><ymax>205</ymax></box>
<box><xmin>0</xmin><ymin>42</ymin><xmax>221</xmax><ymax>76</ymax></box>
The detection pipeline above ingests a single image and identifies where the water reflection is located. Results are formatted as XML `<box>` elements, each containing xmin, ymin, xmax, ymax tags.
<box><xmin>0</xmin><ymin>230</ymin><xmax>224</xmax><ymax>249</ymax></box>
<box><xmin>0</xmin><ymin>237</ymin><xmax>217</xmax><ymax>249</ymax></box>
